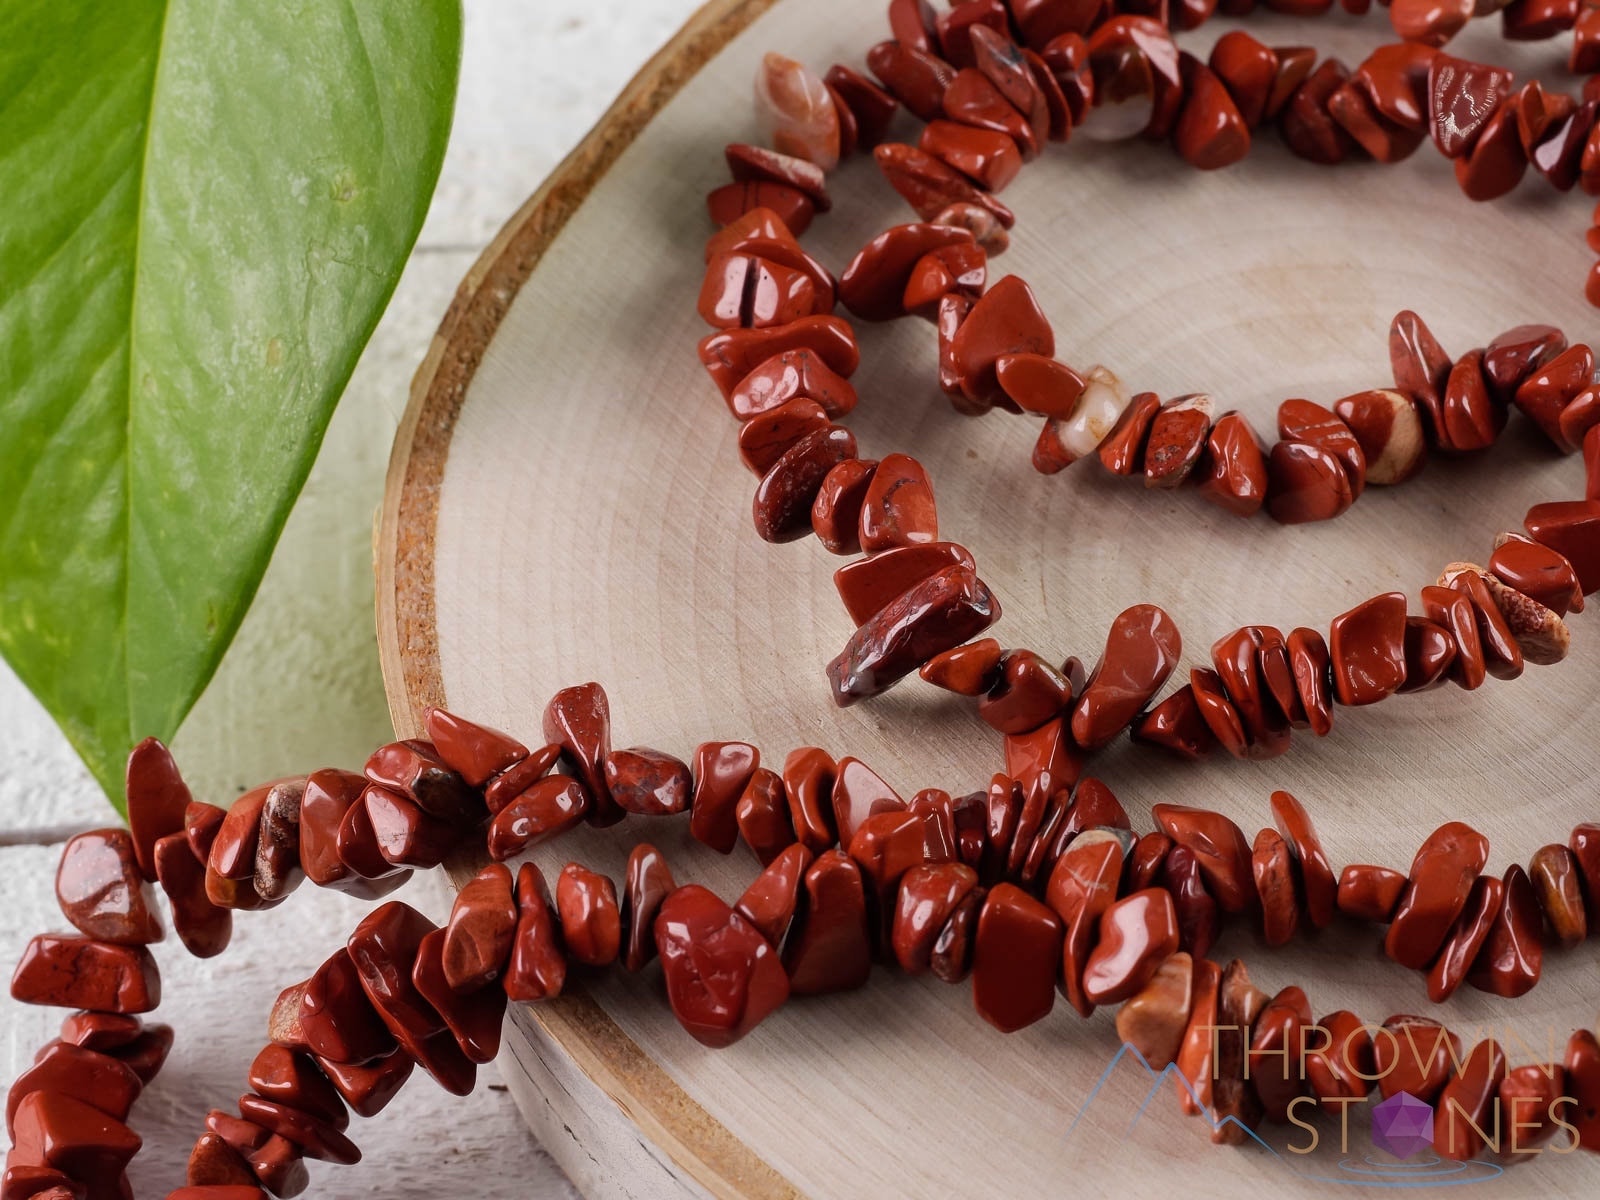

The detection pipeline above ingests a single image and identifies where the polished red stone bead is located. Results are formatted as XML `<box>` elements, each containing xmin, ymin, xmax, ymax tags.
<box><xmin>735</xmin><ymin>843</ymin><xmax>811</xmax><ymax>949</ymax></box>
<box><xmin>1468</xmin><ymin>864</ymin><xmax>1544</xmax><ymax>997</ymax></box>
<box><xmin>1266</xmin><ymin>441</ymin><xmax>1353</xmax><ymax>524</ymax></box>
<box><xmin>729</xmin><ymin>349</ymin><xmax>858</xmax><ymax>422</ymax></box>
<box><xmin>1081</xmin><ymin>888</ymin><xmax>1179</xmax><ymax>1006</ymax></box>
<box><xmin>734</xmin><ymin>767</ymin><xmax>797</xmax><ymax>866</ymax></box>
<box><xmin>54</xmin><ymin>829</ymin><xmax>162</xmax><ymax>947</ymax></box>
<box><xmin>1152</xmin><ymin>803</ymin><xmax>1254</xmax><ymax>912</ymax></box>
<box><xmin>6</xmin><ymin>1041</ymin><xmax>142</xmax><ymax>1132</ymax></box>
<box><xmin>1525</xmin><ymin>500</ymin><xmax>1600</xmax><ymax>594</ymax></box>
<box><xmin>8</xmin><ymin>1091</ymin><xmax>141</xmax><ymax>1184</ymax></box>
<box><xmin>866</xmin><ymin>39</ymin><xmax>951</xmax><ymax>122</ymax></box>
<box><xmin>835</xmin><ymin>541</ymin><xmax>977</xmax><ymax>626</ymax></box>
<box><xmin>1332</xmin><ymin>389</ymin><xmax>1425</xmax><ymax>485</ymax></box>
<box><xmin>1337</xmin><ymin>863</ymin><xmax>1407</xmax><ymax>922</ymax></box>
<box><xmin>1174</xmin><ymin>957</ymin><xmax>1223</xmax><ymax>1114</ymax></box>
<box><xmin>1455</xmin><ymin>97</ymin><xmax>1529</xmax><ymax>199</ymax></box>
<box><xmin>125</xmin><ymin>736</ymin><xmax>193</xmax><ymax>883</ymax></box>
<box><xmin>1248</xmin><ymin>986</ymin><xmax>1312</xmax><ymax>1122</ymax></box>
<box><xmin>442</xmin><ymin>863</ymin><xmax>517</xmax><ymax>993</ymax></box>
<box><xmin>412</xmin><ymin>927</ymin><xmax>506</xmax><ymax>1064</ymax></box>
<box><xmin>994</xmin><ymin>353</ymin><xmax>1086</xmax><ymax>419</ymax></box>
<box><xmin>364</xmin><ymin>740</ymin><xmax>480</xmax><ymax>829</ymax></box>
<box><xmin>873</xmin><ymin>143</ymin><xmax>1016</xmax><ymax>229</ymax></box>
<box><xmin>1282</xmin><ymin>59</ymin><xmax>1357</xmax><ymax>164</ymax></box>
<box><xmin>1046</xmin><ymin>832</ymin><xmax>1125</xmax><ymax>1016</ymax></box>
<box><xmin>298</xmin><ymin>948</ymin><xmax>394</xmax><ymax>1066</ymax></box>
<box><xmin>1304</xmin><ymin>1010</ymin><xmax>1376</xmax><ymax>1102</ymax></box>
<box><xmin>1144</xmin><ymin>395</ymin><xmax>1214</xmax><ymax>488</ymax></box>
<box><xmin>556</xmin><ymin>864</ymin><xmax>621</xmax><ymax>968</ymax></box>
<box><xmin>621</xmin><ymin>843</ymin><xmax>675</xmax><ymax>973</ymax></box>
<box><xmin>1070</xmin><ymin>605</ymin><xmax>1180</xmax><ymax>749</ymax></box>
<box><xmin>858</xmin><ymin>453</ymin><xmax>938</xmax><ymax>552</ymax></box>
<box><xmin>504</xmin><ymin>864</ymin><xmax>565</xmax><ymax>1003</ymax></box>
<box><xmin>1425</xmin><ymin>873</ymin><xmax>1503</xmax><ymax>1002</ymax></box>
<box><xmin>1385</xmin><ymin>821</ymin><xmax>1490</xmax><ymax>970</ymax></box>
<box><xmin>601</xmin><ymin>747</ymin><xmax>691</xmax><ymax>817</ymax></box>
<box><xmin>737</xmin><ymin>398</ymin><xmax>830</xmax><ymax>476</ymax></box>
<box><xmin>10</xmin><ymin>935</ymin><xmax>160</xmax><ymax>1014</ymax></box>
<box><xmin>826</xmin><ymin>64</ymin><xmax>898</xmax><ymax>149</ymax></box>
<box><xmin>706</xmin><ymin>181</ymin><xmax>815</xmax><ymax>235</ymax></box>
<box><xmin>543</xmin><ymin>681</ymin><xmax>620</xmax><ymax>827</ymax></box>
<box><xmin>1269</xmin><ymin>790</ymin><xmax>1334</xmax><ymax>929</ymax></box>
<box><xmin>1208</xmin><ymin>31</ymin><xmax>1277</xmax><ymax>127</ymax></box>
<box><xmin>1097</xmin><ymin>390</ymin><xmax>1161</xmax><ymax>475</ymax></box>
<box><xmin>828</xmin><ymin>565</ymin><xmax>1000</xmax><ymax>705</ymax></box>
<box><xmin>893</xmin><ymin>863</ymin><xmax>980</xmax><ymax>974</ymax></box>
<box><xmin>972</xmin><ymin>883</ymin><xmax>1062</xmax><ymax>1032</ymax></box>
<box><xmin>1252</xmin><ymin>828</ymin><xmax>1300</xmax><ymax>947</ymax></box>
<box><xmin>422</xmin><ymin>707</ymin><xmax>528</xmax><ymax>788</ymax></box>
<box><xmin>364</xmin><ymin>786</ymin><xmax>459</xmax><ymax>870</ymax></box>
<box><xmin>152</xmin><ymin>832</ymin><xmax>231</xmax><ymax>960</ymax></box>
<box><xmin>811</xmin><ymin>458</ymin><xmax>878</xmax><ymax>554</ymax></box>
<box><xmin>919</xmin><ymin>635</ymin><xmax>1003</xmax><ymax>695</ymax></box>
<box><xmin>784</xmin><ymin>849</ymin><xmax>873</xmax><ymax>994</ymax></box>
<box><xmin>1131</xmin><ymin>685</ymin><xmax>1218</xmax><ymax>759</ymax></box>
<box><xmin>655</xmin><ymin>885</ymin><xmax>788</xmax><ymax>1047</ymax></box>
<box><xmin>978</xmin><ymin>649</ymin><xmax>1071</xmax><ymax>734</ymax></box>
<box><xmin>688</xmin><ymin>741</ymin><xmax>760</xmax><ymax>855</ymax></box>
<box><xmin>1174</xmin><ymin>55</ymin><xmax>1249</xmax><ymax>169</ymax></box>
<box><xmin>246</xmin><ymin>1045</ymin><xmax>347</xmax><ymax>1131</ymax></box>
<box><xmin>485</xmin><ymin>775</ymin><xmax>589</xmax><ymax>862</ymax></box>
<box><xmin>1563</xmin><ymin>1030</ymin><xmax>1600</xmax><ymax>1150</ymax></box>
<box><xmin>753</xmin><ymin>425</ymin><xmax>860</xmax><ymax>543</ymax></box>
<box><xmin>1435</xmin><ymin>1039</ymin><xmax>1506</xmax><ymax>1161</ymax></box>
<box><xmin>1197</xmin><ymin>410</ymin><xmax>1268</xmax><ymax>515</ymax></box>
<box><xmin>1328</xmin><ymin>591</ymin><xmax>1408</xmax><ymax>706</ymax></box>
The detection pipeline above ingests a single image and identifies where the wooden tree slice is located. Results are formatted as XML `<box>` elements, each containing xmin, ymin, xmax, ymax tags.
<box><xmin>378</xmin><ymin>2</ymin><xmax>1600</xmax><ymax>1195</ymax></box>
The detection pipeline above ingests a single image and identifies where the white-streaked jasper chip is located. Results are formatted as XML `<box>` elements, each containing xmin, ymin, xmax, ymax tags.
<box><xmin>1056</xmin><ymin>366</ymin><xmax>1132</xmax><ymax>460</ymax></box>
<box><xmin>1436</xmin><ymin>561</ymin><xmax>1484</xmax><ymax>588</ymax></box>
<box><xmin>1345</xmin><ymin>389</ymin><xmax>1424</xmax><ymax>486</ymax></box>
<box><xmin>932</xmin><ymin>202</ymin><xmax>1008</xmax><ymax>256</ymax></box>
<box><xmin>754</xmin><ymin>52</ymin><xmax>841</xmax><ymax>170</ymax></box>
<box><xmin>1479</xmin><ymin>572</ymin><xmax>1570</xmax><ymax>665</ymax></box>
<box><xmin>1165</xmin><ymin>393</ymin><xmax>1215</xmax><ymax>421</ymax></box>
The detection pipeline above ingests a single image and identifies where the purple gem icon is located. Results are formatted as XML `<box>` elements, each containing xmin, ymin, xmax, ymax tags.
<box><xmin>1371</xmin><ymin>1091</ymin><xmax>1435</xmax><ymax>1159</ymax></box>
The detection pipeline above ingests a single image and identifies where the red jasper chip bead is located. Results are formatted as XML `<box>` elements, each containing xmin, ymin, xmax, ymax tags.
<box><xmin>1488</xmin><ymin>536</ymin><xmax>1583</xmax><ymax>617</ymax></box>
<box><xmin>655</xmin><ymin>885</ymin><xmax>789</xmax><ymax>1047</ymax></box>
<box><xmin>1071</xmin><ymin>605</ymin><xmax>1181</xmax><ymax>750</ymax></box>
<box><xmin>298</xmin><ymin>949</ymin><xmax>395</xmax><ymax>1066</ymax></box>
<box><xmin>10</xmin><ymin>935</ymin><xmax>160</xmax><ymax>1014</ymax></box>
<box><xmin>734</xmin><ymin>768</ymin><xmax>797</xmax><ymax>867</ymax></box>
<box><xmin>9</xmin><ymin>1091</ymin><xmax>141</xmax><ymax>1184</ymax></box>
<box><xmin>486</xmin><ymin>775</ymin><xmax>590</xmax><ymax>862</ymax></box>
<box><xmin>57</xmin><ymin>1011</ymin><xmax>142</xmax><ymax>1054</ymax></box>
<box><xmin>947</xmin><ymin>275</ymin><xmax>1054</xmax><ymax>408</ymax></box>
<box><xmin>835</xmin><ymin>541</ymin><xmax>977</xmax><ymax>626</ymax></box>
<box><xmin>1271</xmin><ymin>790</ymin><xmax>1335</xmax><ymax>929</ymax></box>
<box><xmin>1266</xmin><ymin>441</ymin><xmax>1354</xmax><ymax>525</ymax></box>
<box><xmin>542</xmin><ymin>682</ymin><xmax>620</xmax><ymax>828</ymax></box>
<box><xmin>422</xmin><ymin>708</ymin><xmax>528</xmax><ymax>788</ymax></box>
<box><xmin>687</xmin><ymin>741</ymin><xmax>760</xmax><ymax>855</ymax></box>
<box><xmin>738</xmin><ymin>398</ymin><xmax>830</xmax><ymax>476</ymax></box>
<box><xmin>622</xmin><ymin>844</ymin><xmax>677</xmax><ymax>972</ymax></box>
<box><xmin>1385</xmin><ymin>821</ymin><xmax>1490</xmax><ymax>970</ymax></box>
<box><xmin>442</xmin><ymin>863</ymin><xmax>518</xmax><ymax>993</ymax></box>
<box><xmin>1197</xmin><ymin>410</ymin><xmax>1268</xmax><ymax>515</ymax></box>
<box><xmin>784</xmin><ymin>850</ymin><xmax>873</xmax><ymax>994</ymax></box>
<box><xmin>828</xmin><ymin>564</ymin><xmax>1001</xmax><ymax>705</ymax></box>
<box><xmin>866</xmin><ymin>41</ymin><xmax>954</xmax><ymax>124</ymax></box>
<box><xmin>1249</xmin><ymin>985</ymin><xmax>1312</xmax><ymax>1123</ymax></box>
<box><xmin>978</xmin><ymin>650</ymin><xmax>1071</xmax><ymax>734</ymax></box>
<box><xmin>1174</xmin><ymin>55</ymin><xmax>1249</xmax><ymax>169</ymax></box>
<box><xmin>972</xmin><ymin>883</ymin><xmax>1062</xmax><ymax>1032</ymax></box>
<box><xmin>994</xmin><ymin>353</ymin><xmax>1086</xmax><ymax>420</ymax></box>
<box><xmin>1131</xmin><ymin>686</ymin><xmax>1218</xmax><ymax>760</ymax></box>
<box><xmin>1435</xmin><ymin>1039</ymin><xmax>1507</xmax><ymax>1161</ymax></box>
<box><xmin>1209</xmin><ymin>31</ymin><xmax>1277</xmax><ymax>128</ymax></box>
<box><xmin>1252</xmin><ymin>828</ymin><xmax>1301</xmax><ymax>947</ymax></box>
<box><xmin>1282</xmin><ymin>59</ymin><xmax>1357</xmax><ymax>165</ymax></box>
<box><xmin>411</xmin><ymin>928</ymin><xmax>507</xmax><ymax>1065</ymax></box>
<box><xmin>6</xmin><ymin>1041</ymin><xmax>142</xmax><ymax>1131</ymax></box>
<box><xmin>1525</xmin><ymin>500</ymin><xmax>1600</xmax><ymax>594</ymax></box>
<box><xmin>735</xmin><ymin>844</ymin><xmax>812</xmax><ymax>949</ymax></box>
<box><xmin>245</xmin><ymin>1045</ymin><xmax>347</xmax><ymax>1132</ymax></box>
<box><xmin>1469</xmin><ymin>864</ymin><xmax>1544</xmax><ymax>998</ymax></box>
<box><xmin>753</xmin><ymin>425</ymin><xmax>860</xmax><ymax>544</ymax></box>
<box><xmin>556</xmin><ymin>864</ymin><xmax>622</xmax><ymax>968</ymax></box>
<box><xmin>54</xmin><ymin>829</ymin><xmax>162</xmax><ymax>947</ymax></box>
<box><xmin>602</xmin><ymin>747</ymin><xmax>691</xmax><ymax>817</ymax></box>
<box><xmin>1081</xmin><ymin>888</ymin><xmax>1180</xmax><ymax>1006</ymax></box>
<box><xmin>504</xmin><ymin>864</ymin><xmax>565</xmax><ymax>1004</ymax></box>
<box><xmin>1328</xmin><ymin>591</ymin><xmax>1408</xmax><ymax>706</ymax></box>
<box><xmin>1152</xmin><ymin>803</ymin><xmax>1255</xmax><ymax>913</ymax></box>
<box><xmin>893</xmin><ymin>863</ymin><xmax>979</xmax><ymax>974</ymax></box>
<box><xmin>125</xmin><ymin>736</ymin><xmax>194</xmax><ymax>883</ymax></box>
<box><xmin>919</xmin><ymin>636</ymin><xmax>1003</xmax><ymax>696</ymax></box>
<box><xmin>364</xmin><ymin>740</ymin><xmax>481</xmax><ymax>829</ymax></box>
<box><xmin>859</xmin><ymin>453</ymin><xmax>938</xmax><ymax>552</ymax></box>
<box><xmin>153</xmin><ymin>832</ymin><xmax>232</xmax><ymax>960</ymax></box>
<box><xmin>1337</xmin><ymin>863</ymin><xmax>1407</xmax><ymax>922</ymax></box>
<box><xmin>1425</xmin><ymin>873</ymin><xmax>1504</xmax><ymax>1003</ymax></box>
<box><xmin>811</xmin><ymin>458</ymin><xmax>877</xmax><ymax>554</ymax></box>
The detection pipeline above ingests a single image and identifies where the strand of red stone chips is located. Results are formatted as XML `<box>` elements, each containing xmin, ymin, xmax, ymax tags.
<box><xmin>695</xmin><ymin>4</ymin><xmax>1600</xmax><ymax>768</ymax></box>
<box><xmin>7</xmin><ymin>694</ymin><xmax>1600</xmax><ymax>1197</ymax></box>
<box><xmin>13</xmin><ymin>1</ymin><xmax>1600</xmax><ymax>1194</ymax></box>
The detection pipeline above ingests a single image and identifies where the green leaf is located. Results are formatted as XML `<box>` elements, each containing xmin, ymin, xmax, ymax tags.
<box><xmin>0</xmin><ymin>0</ymin><xmax>462</xmax><ymax>812</ymax></box>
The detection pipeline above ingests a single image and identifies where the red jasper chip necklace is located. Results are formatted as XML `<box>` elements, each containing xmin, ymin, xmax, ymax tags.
<box><xmin>12</xmin><ymin>3</ymin><xmax>1600</xmax><ymax>1197</ymax></box>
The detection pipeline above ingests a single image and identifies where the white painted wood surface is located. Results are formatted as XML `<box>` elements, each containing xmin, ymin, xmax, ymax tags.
<box><xmin>0</xmin><ymin>1</ymin><xmax>701</xmax><ymax>1194</ymax></box>
<box><xmin>403</xmin><ymin>2</ymin><xmax>1600</xmax><ymax>1196</ymax></box>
